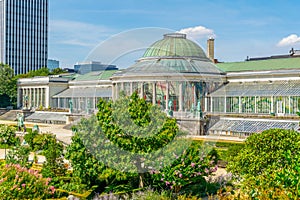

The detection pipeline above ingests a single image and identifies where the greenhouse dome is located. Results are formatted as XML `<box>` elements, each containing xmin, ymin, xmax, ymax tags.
<box><xmin>111</xmin><ymin>33</ymin><xmax>225</xmax><ymax>121</ymax></box>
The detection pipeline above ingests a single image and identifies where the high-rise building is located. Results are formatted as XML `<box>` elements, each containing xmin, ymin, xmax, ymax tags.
<box><xmin>0</xmin><ymin>0</ymin><xmax>48</xmax><ymax>75</ymax></box>
<box><xmin>47</xmin><ymin>59</ymin><xmax>59</xmax><ymax>71</ymax></box>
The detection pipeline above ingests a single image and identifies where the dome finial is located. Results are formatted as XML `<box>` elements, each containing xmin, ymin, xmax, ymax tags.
<box><xmin>164</xmin><ymin>33</ymin><xmax>186</xmax><ymax>39</ymax></box>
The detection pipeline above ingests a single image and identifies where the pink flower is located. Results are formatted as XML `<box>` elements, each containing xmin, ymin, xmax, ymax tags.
<box><xmin>191</xmin><ymin>163</ymin><xmax>195</xmax><ymax>167</ymax></box>
<box><xmin>11</xmin><ymin>185</ymin><xmax>17</xmax><ymax>190</ymax></box>
<box><xmin>179</xmin><ymin>174</ymin><xmax>183</xmax><ymax>178</ymax></box>
<box><xmin>165</xmin><ymin>181</ymin><xmax>170</xmax><ymax>186</ymax></box>
<box><xmin>49</xmin><ymin>186</ymin><xmax>55</xmax><ymax>194</ymax></box>
<box><xmin>205</xmin><ymin>168</ymin><xmax>209</xmax><ymax>174</ymax></box>
<box><xmin>21</xmin><ymin>184</ymin><xmax>26</xmax><ymax>187</ymax></box>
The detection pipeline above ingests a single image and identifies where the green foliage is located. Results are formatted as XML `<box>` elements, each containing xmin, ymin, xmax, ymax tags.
<box><xmin>24</xmin><ymin>130</ymin><xmax>39</xmax><ymax>150</ymax></box>
<box><xmin>32</xmin><ymin>133</ymin><xmax>56</xmax><ymax>151</ymax></box>
<box><xmin>0</xmin><ymin>164</ymin><xmax>55</xmax><ymax>199</ymax></box>
<box><xmin>207</xmin><ymin>147</ymin><xmax>220</xmax><ymax>165</ymax></box>
<box><xmin>151</xmin><ymin>141</ymin><xmax>217</xmax><ymax>194</ymax></box>
<box><xmin>227</xmin><ymin>128</ymin><xmax>300</xmax><ymax>199</ymax></box>
<box><xmin>5</xmin><ymin>145</ymin><xmax>31</xmax><ymax>168</ymax></box>
<box><xmin>51</xmin><ymin>67</ymin><xmax>65</xmax><ymax>75</ymax></box>
<box><xmin>17</xmin><ymin>67</ymin><xmax>50</xmax><ymax>78</ymax></box>
<box><xmin>228</xmin><ymin>129</ymin><xmax>300</xmax><ymax>176</ymax></box>
<box><xmin>41</xmin><ymin>134</ymin><xmax>66</xmax><ymax>178</ymax></box>
<box><xmin>97</xmin><ymin>92</ymin><xmax>178</xmax><ymax>154</ymax></box>
<box><xmin>0</xmin><ymin>64</ymin><xmax>16</xmax><ymax>107</ymax></box>
<box><xmin>0</xmin><ymin>65</ymin><xmax>65</xmax><ymax>108</ymax></box>
<box><xmin>0</xmin><ymin>125</ymin><xmax>20</xmax><ymax>146</ymax></box>
<box><xmin>66</xmin><ymin>129</ymin><xmax>106</xmax><ymax>188</ymax></box>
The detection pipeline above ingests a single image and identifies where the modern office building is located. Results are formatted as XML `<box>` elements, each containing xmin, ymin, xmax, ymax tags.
<box><xmin>48</xmin><ymin>59</ymin><xmax>59</xmax><ymax>71</ymax></box>
<box><xmin>0</xmin><ymin>0</ymin><xmax>48</xmax><ymax>75</ymax></box>
<box><xmin>74</xmin><ymin>61</ymin><xmax>118</xmax><ymax>75</ymax></box>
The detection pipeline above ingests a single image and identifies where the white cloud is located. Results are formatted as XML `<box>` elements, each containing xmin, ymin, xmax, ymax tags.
<box><xmin>178</xmin><ymin>26</ymin><xmax>216</xmax><ymax>40</ymax></box>
<box><xmin>49</xmin><ymin>20</ymin><xmax>113</xmax><ymax>47</ymax></box>
<box><xmin>277</xmin><ymin>34</ymin><xmax>300</xmax><ymax>47</ymax></box>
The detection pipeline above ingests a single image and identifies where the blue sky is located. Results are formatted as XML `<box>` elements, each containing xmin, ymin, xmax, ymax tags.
<box><xmin>49</xmin><ymin>0</ymin><xmax>300</xmax><ymax>68</ymax></box>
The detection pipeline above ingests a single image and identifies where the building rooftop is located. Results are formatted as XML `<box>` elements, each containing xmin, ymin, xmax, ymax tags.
<box><xmin>113</xmin><ymin>33</ymin><xmax>224</xmax><ymax>78</ymax></box>
<box><xmin>74</xmin><ymin>70</ymin><xmax>117</xmax><ymax>81</ymax></box>
<box><xmin>142</xmin><ymin>33</ymin><xmax>209</xmax><ymax>60</ymax></box>
<box><xmin>217</xmin><ymin>56</ymin><xmax>300</xmax><ymax>72</ymax></box>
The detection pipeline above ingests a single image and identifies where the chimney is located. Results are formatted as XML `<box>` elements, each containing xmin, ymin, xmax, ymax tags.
<box><xmin>207</xmin><ymin>38</ymin><xmax>215</xmax><ymax>62</ymax></box>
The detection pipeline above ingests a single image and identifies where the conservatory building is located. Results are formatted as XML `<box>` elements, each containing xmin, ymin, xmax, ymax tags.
<box><xmin>111</xmin><ymin>33</ymin><xmax>225</xmax><ymax>119</ymax></box>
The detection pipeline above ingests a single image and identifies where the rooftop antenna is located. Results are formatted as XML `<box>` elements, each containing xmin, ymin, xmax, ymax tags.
<box><xmin>289</xmin><ymin>47</ymin><xmax>295</xmax><ymax>56</ymax></box>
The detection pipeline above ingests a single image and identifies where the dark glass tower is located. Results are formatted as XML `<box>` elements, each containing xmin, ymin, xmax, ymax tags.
<box><xmin>0</xmin><ymin>0</ymin><xmax>48</xmax><ymax>75</ymax></box>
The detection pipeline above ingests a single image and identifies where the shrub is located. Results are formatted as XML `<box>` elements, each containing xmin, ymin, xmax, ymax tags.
<box><xmin>227</xmin><ymin>129</ymin><xmax>300</xmax><ymax>199</ymax></box>
<box><xmin>151</xmin><ymin>142</ymin><xmax>217</xmax><ymax>194</ymax></box>
<box><xmin>0</xmin><ymin>164</ymin><xmax>55</xmax><ymax>199</ymax></box>
<box><xmin>24</xmin><ymin>130</ymin><xmax>38</xmax><ymax>150</ymax></box>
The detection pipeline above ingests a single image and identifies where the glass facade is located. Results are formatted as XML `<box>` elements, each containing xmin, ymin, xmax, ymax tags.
<box><xmin>209</xmin><ymin>81</ymin><xmax>300</xmax><ymax>115</ymax></box>
<box><xmin>114</xmin><ymin>80</ymin><xmax>215</xmax><ymax>116</ymax></box>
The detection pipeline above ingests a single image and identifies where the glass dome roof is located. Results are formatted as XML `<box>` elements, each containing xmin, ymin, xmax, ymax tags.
<box><xmin>142</xmin><ymin>33</ymin><xmax>208</xmax><ymax>60</ymax></box>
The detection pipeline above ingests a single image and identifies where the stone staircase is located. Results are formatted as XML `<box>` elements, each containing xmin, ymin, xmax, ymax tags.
<box><xmin>0</xmin><ymin>110</ymin><xmax>19</xmax><ymax>121</ymax></box>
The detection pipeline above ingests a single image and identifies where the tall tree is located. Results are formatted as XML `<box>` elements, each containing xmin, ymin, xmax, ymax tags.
<box><xmin>0</xmin><ymin>64</ymin><xmax>17</xmax><ymax>107</ymax></box>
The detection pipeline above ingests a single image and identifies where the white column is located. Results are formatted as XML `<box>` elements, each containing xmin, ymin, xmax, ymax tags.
<box><xmin>210</xmin><ymin>97</ymin><xmax>213</xmax><ymax>112</ymax></box>
<box><xmin>112</xmin><ymin>83</ymin><xmax>116</xmax><ymax>101</ymax></box>
<box><xmin>254</xmin><ymin>96</ymin><xmax>257</xmax><ymax>113</ymax></box>
<box><xmin>33</xmin><ymin>88</ymin><xmax>37</xmax><ymax>108</ymax></box>
<box><xmin>45</xmin><ymin>87</ymin><xmax>50</xmax><ymax>108</ymax></box>
<box><xmin>288</xmin><ymin>96</ymin><xmax>291</xmax><ymax>114</ymax></box>
<box><xmin>204</xmin><ymin>97</ymin><xmax>208</xmax><ymax>112</ymax></box>
<box><xmin>140</xmin><ymin>82</ymin><xmax>144</xmax><ymax>99</ymax></box>
<box><xmin>130</xmin><ymin>82</ymin><xmax>133</xmax><ymax>95</ymax></box>
<box><xmin>165</xmin><ymin>82</ymin><xmax>169</xmax><ymax>110</ymax></box>
<box><xmin>179</xmin><ymin>83</ymin><xmax>183</xmax><ymax>111</ymax></box>
<box><xmin>152</xmin><ymin>82</ymin><xmax>156</xmax><ymax>105</ymax></box>
<box><xmin>271</xmin><ymin>96</ymin><xmax>274</xmax><ymax>113</ymax></box>
<box><xmin>37</xmin><ymin>88</ymin><xmax>40</xmax><ymax>107</ymax></box>
<box><xmin>58</xmin><ymin>97</ymin><xmax>60</xmax><ymax>108</ymax></box>
<box><xmin>17</xmin><ymin>88</ymin><xmax>21</xmax><ymax>108</ymax></box>
<box><xmin>29</xmin><ymin>88</ymin><xmax>32</xmax><ymax>108</ymax></box>
<box><xmin>239</xmin><ymin>96</ymin><xmax>242</xmax><ymax>113</ymax></box>
<box><xmin>41</xmin><ymin>88</ymin><xmax>44</xmax><ymax>107</ymax></box>
<box><xmin>115</xmin><ymin>83</ymin><xmax>119</xmax><ymax>100</ymax></box>
<box><xmin>224</xmin><ymin>96</ymin><xmax>227</xmax><ymax>113</ymax></box>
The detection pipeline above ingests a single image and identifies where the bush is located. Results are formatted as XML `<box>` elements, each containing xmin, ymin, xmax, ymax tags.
<box><xmin>6</xmin><ymin>145</ymin><xmax>31</xmax><ymax>168</ymax></box>
<box><xmin>0</xmin><ymin>164</ymin><xmax>55</xmax><ymax>199</ymax></box>
<box><xmin>151</xmin><ymin>142</ymin><xmax>218</xmax><ymax>194</ymax></box>
<box><xmin>0</xmin><ymin>125</ymin><xmax>20</xmax><ymax>146</ymax></box>
<box><xmin>227</xmin><ymin>129</ymin><xmax>300</xmax><ymax>199</ymax></box>
<box><xmin>24</xmin><ymin>130</ymin><xmax>38</xmax><ymax>150</ymax></box>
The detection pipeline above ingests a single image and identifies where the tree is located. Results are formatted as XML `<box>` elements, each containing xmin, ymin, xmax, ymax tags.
<box><xmin>95</xmin><ymin>92</ymin><xmax>180</xmax><ymax>188</ymax></box>
<box><xmin>0</xmin><ymin>125</ymin><xmax>20</xmax><ymax>146</ymax></box>
<box><xmin>0</xmin><ymin>64</ymin><xmax>17</xmax><ymax>107</ymax></box>
<box><xmin>51</xmin><ymin>67</ymin><xmax>65</xmax><ymax>75</ymax></box>
<box><xmin>41</xmin><ymin>134</ymin><xmax>66</xmax><ymax>178</ymax></box>
<box><xmin>227</xmin><ymin>129</ymin><xmax>300</xmax><ymax>199</ymax></box>
<box><xmin>65</xmin><ymin>129</ymin><xmax>105</xmax><ymax>187</ymax></box>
